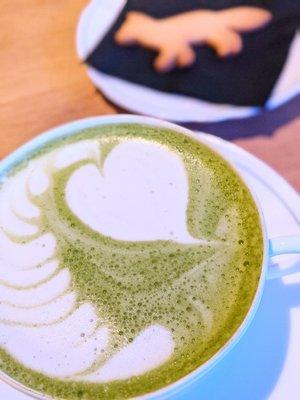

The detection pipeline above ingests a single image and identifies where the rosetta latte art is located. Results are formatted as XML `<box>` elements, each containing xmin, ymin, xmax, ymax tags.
<box><xmin>0</xmin><ymin>125</ymin><xmax>263</xmax><ymax>399</ymax></box>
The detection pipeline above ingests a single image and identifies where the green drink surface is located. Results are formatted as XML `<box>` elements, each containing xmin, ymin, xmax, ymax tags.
<box><xmin>0</xmin><ymin>124</ymin><xmax>263</xmax><ymax>399</ymax></box>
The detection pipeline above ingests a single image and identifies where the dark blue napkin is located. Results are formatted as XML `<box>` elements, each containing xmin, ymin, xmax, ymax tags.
<box><xmin>86</xmin><ymin>0</ymin><xmax>299</xmax><ymax>107</ymax></box>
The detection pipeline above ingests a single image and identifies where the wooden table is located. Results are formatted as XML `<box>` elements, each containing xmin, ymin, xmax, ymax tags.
<box><xmin>1</xmin><ymin>0</ymin><xmax>299</xmax><ymax>190</ymax></box>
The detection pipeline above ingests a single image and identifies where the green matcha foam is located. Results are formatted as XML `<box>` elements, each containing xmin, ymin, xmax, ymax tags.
<box><xmin>0</xmin><ymin>124</ymin><xmax>263</xmax><ymax>399</ymax></box>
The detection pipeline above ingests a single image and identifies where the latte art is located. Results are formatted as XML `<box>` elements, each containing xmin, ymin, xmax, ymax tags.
<box><xmin>0</xmin><ymin>124</ymin><xmax>263</xmax><ymax>399</ymax></box>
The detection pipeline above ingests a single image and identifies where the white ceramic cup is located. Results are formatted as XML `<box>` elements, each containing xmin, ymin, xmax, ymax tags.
<box><xmin>0</xmin><ymin>115</ymin><xmax>299</xmax><ymax>400</ymax></box>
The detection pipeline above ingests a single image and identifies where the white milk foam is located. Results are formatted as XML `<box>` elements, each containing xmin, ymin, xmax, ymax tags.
<box><xmin>66</xmin><ymin>140</ymin><xmax>200</xmax><ymax>243</ymax></box>
<box><xmin>0</xmin><ymin>139</ymin><xmax>204</xmax><ymax>382</ymax></box>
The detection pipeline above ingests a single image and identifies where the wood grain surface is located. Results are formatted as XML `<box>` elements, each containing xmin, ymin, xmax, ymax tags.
<box><xmin>0</xmin><ymin>0</ymin><xmax>116</xmax><ymax>160</ymax></box>
<box><xmin>0</xmin><ymin>0</ymin><xmax>299</xmax><ymax>190</ymax></box>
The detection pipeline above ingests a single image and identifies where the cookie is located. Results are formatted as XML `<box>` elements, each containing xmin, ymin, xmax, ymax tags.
<box><xmin>115</xmin><ymin>7</ymin><xmax>272</xmax><ymax>72</ymax></box>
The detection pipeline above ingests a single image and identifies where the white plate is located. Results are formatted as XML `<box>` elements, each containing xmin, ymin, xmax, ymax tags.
<box><xmin>76</xmin><ymin>0</ymin><xmax>300</xmax><ymax>123</ymax></box>
<box><xmin>0</xmin><ymin>135</ymin><xmax>299</xmax><ymax>399</ymax></box>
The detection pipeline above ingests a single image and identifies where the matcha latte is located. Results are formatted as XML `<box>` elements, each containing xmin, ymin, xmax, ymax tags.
<box><xmin>0</xmin><ymin>124</ymin><xmax>263</xmax><ymax>399</ymax></box>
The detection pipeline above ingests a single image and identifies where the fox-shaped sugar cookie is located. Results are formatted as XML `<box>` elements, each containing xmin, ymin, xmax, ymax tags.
<box><xmin>115</xmin><ymin>7</ymin><xmax>272</xmax><ymax>72</ymax></box>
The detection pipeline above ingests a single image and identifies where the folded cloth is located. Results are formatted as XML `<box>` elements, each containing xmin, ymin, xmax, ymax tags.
<box><xmin>86</xmin><ymin>0</ymin><xmax>300</xmax><ymax>107</ymax></box>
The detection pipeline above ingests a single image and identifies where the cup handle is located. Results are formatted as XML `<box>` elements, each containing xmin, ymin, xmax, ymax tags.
<box><xmin>267</xmin><ymin>236</ymin><xmax>300</xmax><ymax>280</ymax></box>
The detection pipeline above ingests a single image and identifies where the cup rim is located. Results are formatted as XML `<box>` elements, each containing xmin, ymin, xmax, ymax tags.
<box><xmin>0</xmin><ymin>115</ymin><xmax>268</xmax><ymax>400</ymax></box>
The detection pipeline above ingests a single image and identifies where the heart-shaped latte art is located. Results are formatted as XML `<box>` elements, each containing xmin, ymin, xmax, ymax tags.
<box><xmin>66</xmin><ymin>140</ymin><xmax>200</xmax><ymax>243</ymax></box>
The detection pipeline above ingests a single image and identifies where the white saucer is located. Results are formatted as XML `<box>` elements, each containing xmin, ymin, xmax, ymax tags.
<box><xmin>1</xmin><ymin>135</ymin><xmax>299</xmax><ymax>399</ymax></box>
<box><xmin>76</xmin><ymin>0</ymin><xmax>300</xmax><ymax>123</ymax></box>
